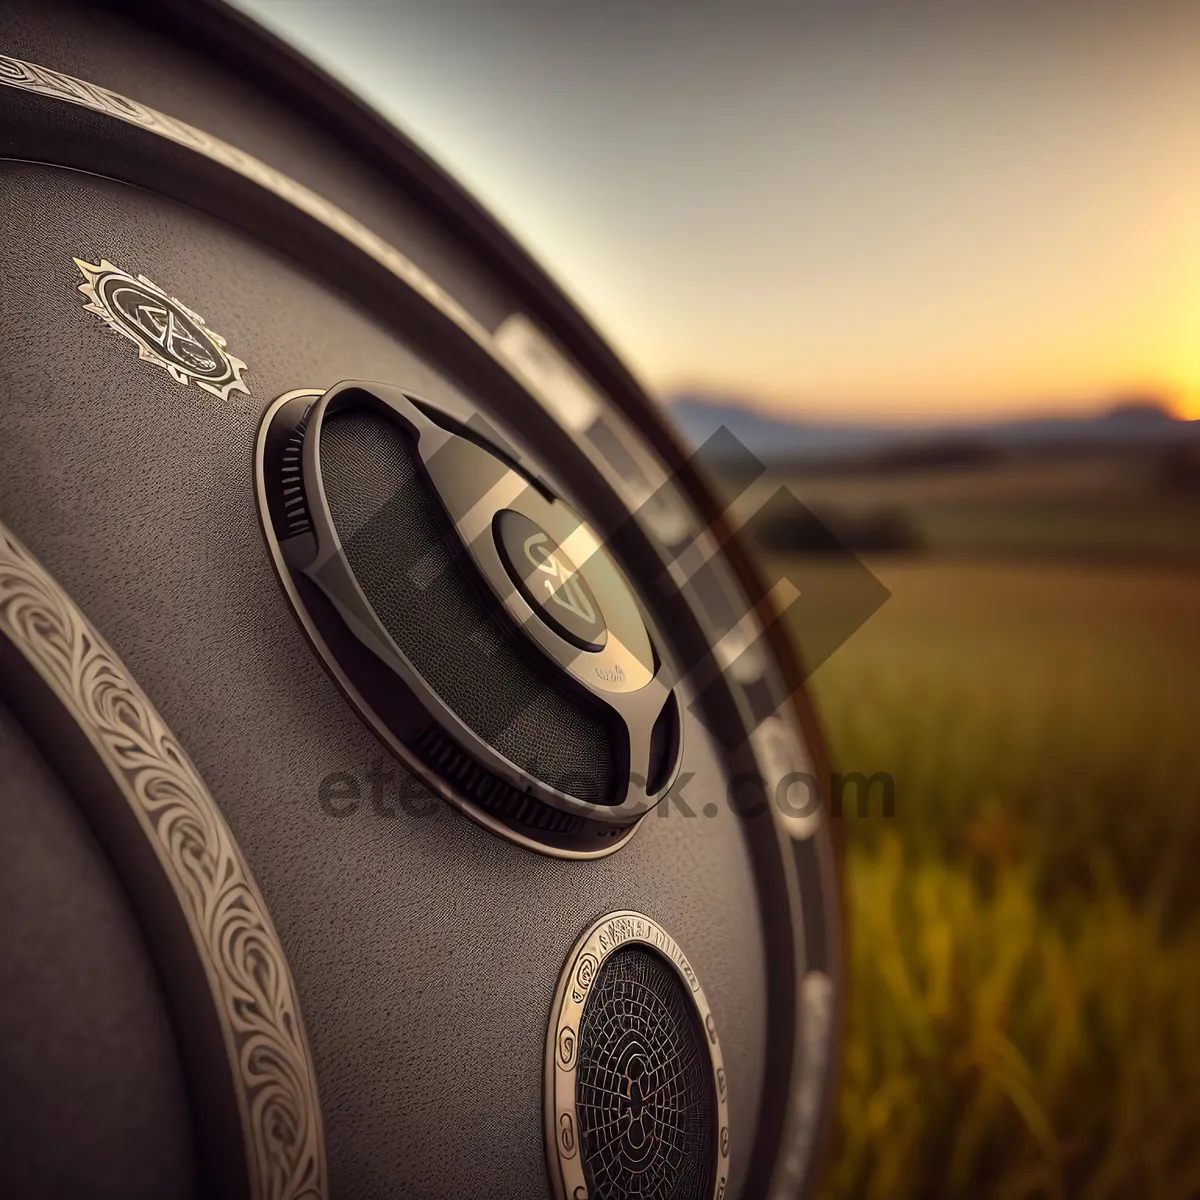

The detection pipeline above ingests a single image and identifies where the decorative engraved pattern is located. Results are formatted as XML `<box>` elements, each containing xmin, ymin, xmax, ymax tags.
<box><xmin>575</xmin><ymin>946</ymin><xmax>715</xmax><ymax>1200</ymax></box>
<box><xmin>75</xmin><ymin>257</ymin><xmax>249</xmax><ymax>399</ymax></box>
<box><xmin>0</xmin><ymin>520</ymin><xmax>326</xmax><ymax>1200</ymax></box>
<box><xmin>548</xmin><ymin>913</ymin><xmax>728</xmax><ymax>1200</ymax></box>
<box><xmin>0</xmin><ymin>53</ymin><xmax>490</xmax><ymax>350</ymax></box>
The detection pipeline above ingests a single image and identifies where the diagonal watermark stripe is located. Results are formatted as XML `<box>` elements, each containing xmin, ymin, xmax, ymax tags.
<box><xmin>332</xmin><ymin>410</ymin><xmax>889</xmax><ymax>783</ymax></box>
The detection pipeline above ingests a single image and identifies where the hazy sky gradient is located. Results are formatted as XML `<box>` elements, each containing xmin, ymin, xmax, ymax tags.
<box><xmin>238</xmin><ymin>0</ymin><xmax>1200</xmax><ymax>420</ymax></box>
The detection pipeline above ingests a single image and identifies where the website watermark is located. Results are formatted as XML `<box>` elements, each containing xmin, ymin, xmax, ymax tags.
<box><xmin>317</xmin><ymin>760</ymin><xmax>895</xmax><ymax>822</ymax></box>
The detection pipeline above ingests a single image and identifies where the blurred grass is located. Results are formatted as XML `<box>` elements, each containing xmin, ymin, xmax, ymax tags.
<box><xmin>776</xmin><ymin>559</ymin><xmax>1200</xmax><ymax>1199</ymax></box>
<box><xmin>756</xmin><ymin>447</ymin><xmax>1200</xmax><ymax>560</ymax></box>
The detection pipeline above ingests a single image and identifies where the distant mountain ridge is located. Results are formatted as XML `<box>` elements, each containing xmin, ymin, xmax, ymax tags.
<box><xmin>666</xmin><ymin>392</ymin><xmax>1199</xmax><ymax>460</ymax></box>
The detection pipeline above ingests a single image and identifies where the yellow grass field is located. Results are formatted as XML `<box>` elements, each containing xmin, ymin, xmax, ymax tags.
<box><xmin>777</xmin><ymin>559</ymin><xmax>1200</xmax><ymax>1199</ymax></box>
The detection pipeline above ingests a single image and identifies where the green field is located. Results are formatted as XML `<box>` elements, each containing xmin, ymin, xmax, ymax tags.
<box><xmin>745</xmin><ymin>447</ymin><xmax>1200</xmax><ymax>560</ymax></box>
<box><xmin>775</xmin><ymin>558</ymin><xmax>1200</xmax><ymax>1199</ymax></box>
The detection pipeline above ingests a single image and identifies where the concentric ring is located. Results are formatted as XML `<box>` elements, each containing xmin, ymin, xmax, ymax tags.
<box><xmin>546</xmin><ymin>913</ymin><xmax>729</xmax><ymax>1200</ymax></box>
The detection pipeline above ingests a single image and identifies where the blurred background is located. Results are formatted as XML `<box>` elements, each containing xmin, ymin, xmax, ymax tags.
<box><xmin>237</xmin><ymin>1</ymin><xmax>1200</xmax><ymax>1195</ymax></box>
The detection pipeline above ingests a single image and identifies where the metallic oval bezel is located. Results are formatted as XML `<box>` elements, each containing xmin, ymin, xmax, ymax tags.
<box><xmin>254</xmin><ymin>390</ymin><xmax>643</xmax><ymax>859</ymax></box>
<box><xmin>545</xmin><ymin>911</ymin><xmax>730</xmax><ymax>1200</ymax></box>
<box><xmin>295</xmin><ymin>380</ymin><xmax>676</xmax><ymax>819</ymax></box>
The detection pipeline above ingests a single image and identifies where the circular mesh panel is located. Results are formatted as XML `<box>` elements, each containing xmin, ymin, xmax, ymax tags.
<box><xmin>319</xmin><ymin>407</ymin><xmax>615</xmax><ymax>804</ymax></box>
<box><xmin>576</xmin><ymin>947</ymin><xmax>716</xmax><ymax>1200</ymax></box>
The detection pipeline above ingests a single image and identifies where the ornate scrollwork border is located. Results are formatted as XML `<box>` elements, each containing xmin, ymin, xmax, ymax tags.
<box><xmin>0</xmin><ymin>518</ymin><xmax>327</xmax><ymax>1200</ymax></box>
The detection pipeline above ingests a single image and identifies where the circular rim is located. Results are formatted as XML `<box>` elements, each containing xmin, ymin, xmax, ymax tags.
<box><xmin>545</xmin><ymin>911</ymin><xmax>730</xmax><ymax>1200</ymax></box>
<box><xmin>0</xmin><ymin>35</ymin><xmax>843</xmax><ymax>1189</ymax></box>
<box><xmin>254</xmin><ymin>390</ymin><xmax>642</xmax><ymax>860</ymax></box>
<box><xmin>295</xmin><ymin>380</ymin><xmax>679</xmax><ymax>823</ymax></box>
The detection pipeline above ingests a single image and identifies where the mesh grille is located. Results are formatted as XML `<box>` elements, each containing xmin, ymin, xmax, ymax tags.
<box><xmin>414</xmin><ymin>724</ymin><xmax>584</xmax><ymax>835</ymax></box>
<box><xmin>319</xmin><ymin>407</ymin><xmax>615</xmax><ymax>804</ymax></box>
<box><xmin>576</xmin><ymin>947</ymin><xmax>716</xmax><ymax>1200</ymax></box>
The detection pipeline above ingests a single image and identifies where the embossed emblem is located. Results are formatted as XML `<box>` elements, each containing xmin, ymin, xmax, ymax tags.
<box><xmin>557</xmin><ymin>1024</ymin><xmax>578</xmax><ymax>1069</ymax></box>
<box><xmin>558</xmin><ymin>1111</ymin><xmax>578</xmax><ymax>1159</ymax></box>
<box><xmin>572</xmin><ymin>951</ymin><xmax>599</xmax><ymax>1002</ymax></box>
<box><xmin>523</xmin><ymin>532</ymin><xmax>599</xmax><ymax>626</ymax></box>
<box><xmin>74</xmin><ymin>258</ymin><xmax>249</xmax><ymax>399</ymax></box>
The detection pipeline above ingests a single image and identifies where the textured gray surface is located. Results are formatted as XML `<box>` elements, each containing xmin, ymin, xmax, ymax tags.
<box><xmin>0</xmin><ymin>700</ymin><xmax>200</xmax><ymax>1199</ymax></box>
<box><xmin>0</xmin><ymin>157</ymin><xmax>768</xmax><ymax>1199</ymax></box>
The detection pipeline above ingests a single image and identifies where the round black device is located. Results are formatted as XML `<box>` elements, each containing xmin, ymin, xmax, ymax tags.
<box><xmin>0</xmin><ymin>2</ymin><xmax>843</xmax><ymax>1198</ymax></box>
<box><xmin>258</xmin><ymin>381</ymin><xmax>683</xmax><ymax>854</ymax></box>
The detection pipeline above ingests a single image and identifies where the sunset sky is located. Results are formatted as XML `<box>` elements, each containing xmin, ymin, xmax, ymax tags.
<box><xmin>239</xmin><ymin>0</ymin><xmax>1200</xmax><ymax>422</ymax></box>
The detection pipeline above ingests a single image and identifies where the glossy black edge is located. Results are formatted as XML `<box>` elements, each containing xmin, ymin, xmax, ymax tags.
<box><xmin>407</xmin><ymin>396</ymin><xmax>559</xmax><ymax>501</ymax></box>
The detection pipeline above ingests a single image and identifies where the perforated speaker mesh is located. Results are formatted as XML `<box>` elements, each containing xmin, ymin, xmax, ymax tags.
<box><xmin>319</xmin><ymin>407</ymin><xmax>615</xmax><ymax>804</ymax></box>
<box><xmin>576</xmin><ymin>947</ymin><xmax>716</xmax><ymax>1200</ymax></box>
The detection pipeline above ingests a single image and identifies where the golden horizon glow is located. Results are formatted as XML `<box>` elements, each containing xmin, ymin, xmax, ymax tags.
<box><xmin>240</xmin><ymin>0</ymin><xmax>1200</xmax><ymax>423</ymax></box>
<box><xmin>640</xmin><ymin>165</ymin><xmax>1200</xmax><ymax>420</ymax></box>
